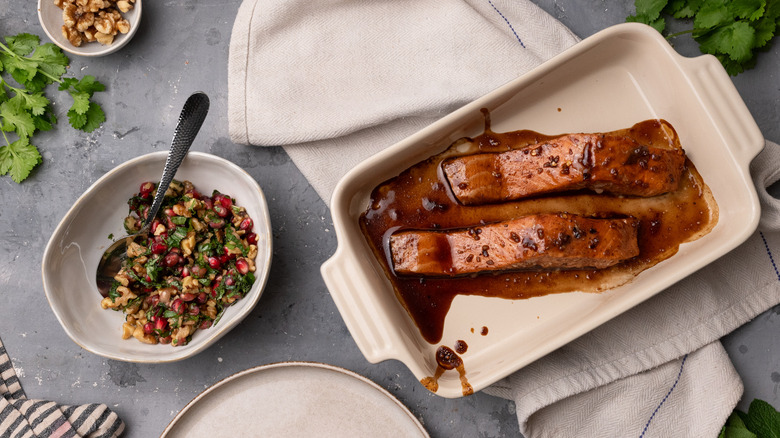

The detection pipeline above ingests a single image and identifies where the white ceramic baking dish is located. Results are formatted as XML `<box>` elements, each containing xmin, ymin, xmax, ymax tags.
<box><xmin>320</xmin><ymin>23</ymin><xmax>764</xmax><ymax>398</ymax></box>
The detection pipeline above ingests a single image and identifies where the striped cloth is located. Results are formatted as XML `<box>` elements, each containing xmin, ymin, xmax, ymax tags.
<box><xmin>0</xmin><ymin>337</ymin><xmax>124</xmax><ymax>438</ymax></box>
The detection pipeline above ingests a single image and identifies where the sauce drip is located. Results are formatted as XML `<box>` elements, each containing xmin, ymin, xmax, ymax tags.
<box><xmin>420</xmin><ymin>346</ymin><xmax>473</xmax><ymax>396</ymax></box>
<box><xmin>360</xmin><ymin>115</ymin><xmax>718</xmax><ymax>344</ymax></box>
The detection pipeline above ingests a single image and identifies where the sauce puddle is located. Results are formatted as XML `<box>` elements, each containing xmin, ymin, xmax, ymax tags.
<box><xmin>359</xmin><ymin>114</ymin><xmax>718</xmax><ymax>391</ymax></box>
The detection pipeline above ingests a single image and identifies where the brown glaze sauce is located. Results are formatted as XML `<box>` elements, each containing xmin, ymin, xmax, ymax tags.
<box><xmin>360</xmin><ymin>113</ymin><xmax>718</xmax><ymax>346</ymax></box>
<box><xmin>421</xmin><ymin>346</ymin><xmax>474</xmax><ymax>396</ymax></box>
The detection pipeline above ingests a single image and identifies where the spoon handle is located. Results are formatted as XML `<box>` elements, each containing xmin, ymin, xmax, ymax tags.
<box><xmin>145</xmin><ymin>92</ymin><xmax>210</xmax><ymax>228</ymax></box>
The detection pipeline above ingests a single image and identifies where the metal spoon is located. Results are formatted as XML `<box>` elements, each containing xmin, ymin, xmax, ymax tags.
<box><xmin>96</xmin><ymin>92</ymin><xmax>210</xmax><ymax>297</ymax></box>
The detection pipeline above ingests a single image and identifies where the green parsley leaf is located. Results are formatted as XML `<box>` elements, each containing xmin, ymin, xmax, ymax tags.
<box><xmin>0</xmin><ymin>99</ymin><xmax>35</xmax><ymax>138</ymax></box>
<box><xmin>636</xmin><ymin>0</ymin><xmax>669</xmax><ymax>20</ymax></box>
<box><xmin>629</xmin><ymin>0</ymin><xmax>778</xmax><ymax>75</ymax></box>
<box><xmin>697</xmin><ymin>21</ymin><xmax>756</xmax><ymax>61</ymax></box>
<box><xmin>694</xmin><ymin>0</ymin><xmax>731</xmax><ymax>29</ymax></box>
<box><xmin>27</xmin><ymin>44</ymin><xmax>68</xmax><ymax>83</ymax></box>
<box><xmin>81</xmin><ymin>102</ymin><xmax>105</xmax><ymax>132</ymax></box>
<box><xmin>745</xmin><ymin>399</ymin><xmax>780</xmax><ymax>438</ymax></box>
<box><xmin>69</xmin><ymin>91</ymin><xmax>91</xmax><ymax>115</ymax></box>
<box><xmin>67</xmin><ymin>108</ymin><xmax>87</xmax><ymax>130</ymax></box>
<box><xmin>728</xmin><ymin>0</ymin><xmax>767</xmax><ymax>21</ymax></box>
<box><xmin>0</xmin><ymin>136</ymin><xmax>42</xmax><ymax>182</ymax></box>
<box><xmin>4</xmin><ymin>34</ymin><xmax>39</xmax><ymax>57</ymax></box>
<box><xmin>0</xmin><ymin>32</ymin><xmax>107</xmax><ymax>182</ymax></box>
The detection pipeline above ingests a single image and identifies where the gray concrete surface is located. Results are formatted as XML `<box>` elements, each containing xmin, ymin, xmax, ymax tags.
<box><xmin>0</xmin><ymin>1</ymin><xmax>776</xmax><ymax>437</ymax></box>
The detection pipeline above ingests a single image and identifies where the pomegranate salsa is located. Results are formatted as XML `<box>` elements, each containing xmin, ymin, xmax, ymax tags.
<box><xmin>100</xmin><ymin>180</ymin><xmax>259</xmax><ymax>347</ymax></box>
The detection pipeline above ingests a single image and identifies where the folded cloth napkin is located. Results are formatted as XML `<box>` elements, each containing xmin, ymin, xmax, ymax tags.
<box><xmin>0</xmin><ymin>336</ymin><xmax>124</xmax><ymax>438</ymax></box>
<box><xmin>227</xmin><ymin>1</ymin><xmax>780</xmax><ymax>436</ymax></box>
<box><xmin>228</xmin><ymin>0</ymin><xmax>578</xmax><ymax>202</ymax></box>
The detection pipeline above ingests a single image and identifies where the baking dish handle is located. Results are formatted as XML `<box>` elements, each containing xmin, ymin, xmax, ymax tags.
<box><xmin>321</xmin><ymin>248</ymin><xmax>396</xmax><ymax>363</ymax></box>
<box><xmin>678</xmin><ymin>55</ymin><xmax>765</xmax><ymax>163</ymax></box>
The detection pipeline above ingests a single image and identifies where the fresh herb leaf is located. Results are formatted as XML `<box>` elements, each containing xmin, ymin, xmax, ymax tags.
<box><xmin>628</xmin><ymin>0</ymin><xmax>779</xmax><ymax>75</ymax></box>
<box><xmin>0</xmin><ymin>136</ymin><xmax>41</xmax><ymax>182</ymax></box>
<box><xmin>0</xmin><ymin>33</ymin><xmax>106</xmax><ymax>182</ymax></box>
<box><xmin>720</xmin><ymin>399</ymin><xmax>780</xmax><ymax>438</ymax></box>
<box><xmin>166</xmin><ymin>227</ymin><xmax>188</xmax><ymax>248</ymax></box>
<box><xmin>745</xmin><ymin>399</ymin><xmax>780</xmax><ymax>438</ymax></box>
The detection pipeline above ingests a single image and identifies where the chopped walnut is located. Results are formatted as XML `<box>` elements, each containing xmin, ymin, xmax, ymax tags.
<box><xmin>116</xmin><ymin>0</ymin><xmax>133</xmax><ymax>13</ymax></box>
<box><xmin>56</xmin><ymin>0</ymin><xmax>133</xmax><ymax>47</ymax></box>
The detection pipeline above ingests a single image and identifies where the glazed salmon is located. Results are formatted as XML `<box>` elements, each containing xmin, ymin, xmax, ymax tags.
<box><xmin>442</xmin><ymin>134</ymin><xmax>686</xmax><ymax>205</ymax></box>
<box><xmin>390</xmin><ymin>214</ymin><xmax>639</xmax><ymax>276</ymax></box>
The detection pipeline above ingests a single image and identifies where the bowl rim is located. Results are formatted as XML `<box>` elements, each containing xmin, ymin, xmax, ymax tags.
<box><xmin>41</xmin><ymin>151</ymin><xmax>273</xmax><ymax>363</ymax></box>
<box><xmin>37</xmin><ymin>0</ymin><xmax>143</xmax><ymax>57</ymax></box>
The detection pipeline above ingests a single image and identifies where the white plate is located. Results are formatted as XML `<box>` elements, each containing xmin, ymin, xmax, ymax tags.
<box><xmin>161</xmin><ymin>362</ymin><xmax>429</xmax><ymax>438</ymax></box>
<box><xmin>321</xmin><ymin>23</ymin><xmax>764</xmax><ymax>397</ymax></box>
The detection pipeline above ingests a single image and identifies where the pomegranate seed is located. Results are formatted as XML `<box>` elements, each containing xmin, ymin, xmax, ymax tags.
<box><xmin>169</xmin><ymin>247</ymin><xmax>181</xmax><ymax>254</ymax></box>
<box><xmin>189</xmin><ymin>190</ymin><xmax>202</xmax><ymax>200</ymax></box>
<box><xmin>202</xmin><ymin>197</ymin><xmax>213</xmax><ymax>209</ymax></box>
<box><xmin>224</xmin><ymin>276</ymin><xmax>235</xmax><ymax>286</ymax></box>
<box><xmin>239</xmin><ymin>217</ymin><xmax>253</xmax><ymax>231</ymax></box>
<box><xmin>145</xmin><ymin>275</ymin><xmax>152</xmax><ymax>282</ymax></box>
<box><xmin>151</xmin><ymin>219</ymin><xmax>161</xmax><ymax>232</ymax></box>
<box><xmin>139</xmin><ymin>182</ymin><xmax>155</xmax><ymax>195</ymax></box>
<box><xmin>191</xmin><ymin>265</ymin><xmax>206</xmax><ymax>278</ymax></box>
<box><xmin>213</xmin><ymin>204</ymin><xmax>229</xmax><ymax>218</ymax></box>
<box><xmin>181</xmin><ymin>293</ymin><xmax>196</xmax><ymax>302</ymax></box>
<box><xmin>199</xmin><ymin>320</ymin><xmax>212</xmax><ymax>330</ymax></box>
<box><xmin>141</xmin><ymin>206</ymin><xmax>150</xmax><ymax>219</ymax></box>
<box><xmin>143</xmin><ymin>286</ymin><xmax>155</xmax><ymax>293</ymax></box>
<box><xmin>188</xmin><ymin>304</ymin><xmax>200</xmax><ymax>316</ymax></box>
<box><xmin>210</xmin><ymin>289</ymin><xmax>217</xmax><ymax>298</ymax></box>
<box><xmin>219</xmin><ymin>254</ymin><xmax>230</xmax><ymax>264</ymax></box>
<box><xmin>146</xmin><ymin>295</ymin><xmax>160</xmax><ymax>306</ymax></box>
<box><xmin>208</xmin><ymin>218</ymin><xmax>225</xmax><ymax>229</ymax></box>
<box><xmin>219</xmin><ymin>196</ymin><xmax>232</xmax><ymax>209</ymax></box>
<box><xmin>171</xmin><ymin>298</ymin><xmax>184</xmax><ymax>315</ymax></box>
<box><xmin>164</xmin><ymin>252</ymin><xmax>181</xmax><ymax>267</ymax></box>
<box><xmin>207</xmin><ymin>256</ymin><xmax>221</xmax><ymax>269</ymax></box>
<box><xmin>164</xmin><ymin>207</ymin><xmax>175</xmax><ymax>216</ymax></box>
<box><xmin>236</xmin><ymin>259</ymin><xmax>249</xmax><ymax>275</ymax></box>
<box><xmin>155</xmin><ymin>318</ymin><xmax>168</xmax><ymax>331</ymax></box>
<box><xmin>196</xmin><ymin>292</ymin><xmax>208</xmax><ymax>303</ymax></box>
<box><xmin>151</xmin><ymin>242</ymin><xmax>167</xmax><ymax>255</ymax></box>
<box><xmin>143</xmin><ymin>322</ymin><xmax>154</xmax><ymax>334</ymax></box>
<box><xmin>246</xmin><ymin>233</ymin><xmax>258</xmax><ymax>245</ymax></box>
<box><xmin>160</xmin><ymin>336</ymin><xmax>172</xmax><ymax>344</ymax></box>
<box><xmin>182</xmin><ymin>266</ymin><xmax>190</xmax><ymax>278</ymax></box>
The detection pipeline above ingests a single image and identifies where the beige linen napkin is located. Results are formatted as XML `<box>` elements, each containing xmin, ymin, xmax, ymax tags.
<box><xmin>227</xmin><ymin>1</ymin><xmax>780</xmax><ymax>436</ymax></box>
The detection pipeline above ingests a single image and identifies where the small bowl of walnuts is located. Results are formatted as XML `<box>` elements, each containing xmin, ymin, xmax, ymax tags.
<box><xmin>38</xmin><ymin>0</ymin><xmax>142</xmax><ymax>57</ymax></box>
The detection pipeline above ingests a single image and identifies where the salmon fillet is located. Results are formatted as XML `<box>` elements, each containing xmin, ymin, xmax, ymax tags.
<box><xmin>442</xmin><ymin>134</ymin><xmax>686</xmax><ymax>205</ymax></box>
<box><xmin>390</xmin><ymin>214</ymin><xmax>639</xmax><ymax>276</ymax></box>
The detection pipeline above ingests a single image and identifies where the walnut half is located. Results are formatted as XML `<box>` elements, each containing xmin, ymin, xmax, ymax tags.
<box><xmin>54</xmin><ymin>0</ymin><xmax>134</xmax><ymax>47</ymax></box>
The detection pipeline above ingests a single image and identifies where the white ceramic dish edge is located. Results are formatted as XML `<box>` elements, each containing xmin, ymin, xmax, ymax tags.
<box><xmin>42</xmin><ymin>151</ymin><xmax>273</xmax><ymax>363</ymax></box>
<box><xmin>321</xmin><ymin>23</ymin><xmax>764</xmax><ymax>397</ymax></box>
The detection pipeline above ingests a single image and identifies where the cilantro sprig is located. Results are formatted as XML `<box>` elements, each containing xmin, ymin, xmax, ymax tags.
<box><xmin>0</xmin><ymin>32</ymin><xmax>106</xmax><ymax>183</ymax></box>
<box><xmin>628</xmin><ymin>0</ymin><xmax>780</xmax><ymax>75</ymax></box>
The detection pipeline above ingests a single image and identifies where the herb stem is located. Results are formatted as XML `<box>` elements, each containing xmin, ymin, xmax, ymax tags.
<box><xmin>0</xmin><ymin>41</ymin><xmax>63</xmax><ymax>85</ymax></box>
<box><xmin>1</xmin><ymin>130</ymin><xmax>11</xmax><ymax>148</ymax></box>
<box><xmin>666</xmin><ymin>28</ymin><xmax>696</xmax><ymax>39</ymax></box>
